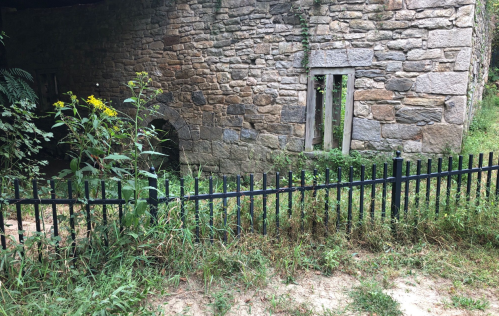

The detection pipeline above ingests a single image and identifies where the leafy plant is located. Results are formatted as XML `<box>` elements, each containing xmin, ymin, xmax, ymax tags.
<box><xmin>349</xmin><ymin>280</ymin><xmax>402</xmax><ymax>316</ymax></box>
<box><xmin>450</xmin><ymin>295</ymin><xmax>489</xmax><ymax>310</ymax></box>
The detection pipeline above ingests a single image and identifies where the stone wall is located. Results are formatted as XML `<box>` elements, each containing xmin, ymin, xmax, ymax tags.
<box><xmin>2</xmin><ymin>0</ymin><xmax>493</xmax><ymax>175</ymax></box>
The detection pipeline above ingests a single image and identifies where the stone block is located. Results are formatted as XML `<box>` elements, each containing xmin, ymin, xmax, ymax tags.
<box><xmin>241</xmin><ymin>128</ymin><xmax>258</xmax><ymax>142</ymax></box>
<box><xmin>404</xmin><ymin>140</ymin><xmax>422</xmax><ymax>153</ymax></box>
<box><xmin>200</xmin><ymin>126</ymin><xmax>223</xmax><ymax>141</ymax></box>
<box><xmin>354</xmin><ymin>89</ymin><xmax>394</xmax><ymax>101</ymax></box>
<box><xmin>403</xmin><ymin>61</ymin><xmax>432</xmax><ymax>72</ymax></box>
<box><xmin>281</xmin><ymin>105</ymin><xmax>306</xmax><ymax>123</ymax></box>
<box><xmin>192</xmin><ymin>91</ymin><xmax>206</xmax><ymax>106</ymax></box>
<box><xmin>220</xmin><ymin>159</ymin><xmax>241</xmax><ymax>174</ymax></box>
<box><xmin>227</xmin><ymin>104</ymin><xmax>246</xmax><ymax>115</ymax></box>
<box><xmin>223</xmin><ymin>129</ymin><xmax>239</xmax><ymax>143</ymax></box>
<box><xmin>414</xmin><ymin>72</ymin><xmax>469</xmax><ymax>95</ymax></box>
<box><xmin>230</xmin><ymin>146</ymin><xmax>249</xmax><ymax>161</ymax></box>
<box><xmin>309</xmin><ymin>49</ymin><xmax>373</xmax><ymax>68</ymax></box>
<box><xmin>352</xmin><ymin>118</ymin><xmax>381</xmax><ymax>141</ymax></box>
<box><xmin>387</xmin><ymin>39</ymin><xmax>422</xmax><ymax>51</ymax></box>
<box><xmin>407</xmin><ymin>0</ymin><xmax>474</xmax><ymax>9</ymax></box>
<box><xmin>375</xmin><ymin>51</ymin><xmax>406</xmax><ymax>61</ymax></box>
<box><xmin>163</xmin><ymin>35</ymin><xmax>180</xmax><ymax>46</ymax></box>
<box><xmin>454</xmin><ymin>47</ymin><xmax>472</xmax><ymax>71</ymax></box>
<box><xmin>254</xmin><ymin>94</ymin><xmax>273</xmax><ymax>106</ymax></box>
<box><xmin>382</xmin><ymin>123</ymin><xmax>422</xmax><ymax>140</ymax></box>
<box><xmin>456</xmin><ymin>5</ymin><xmax>474</xmax><ymax>27</ymax></box>
<box><xmin>395</xmin><ymin>107</ymin><xmax>442</xmax><ymax>124</ymax></box>
<box><xmin>232</xmin><ymin>69</ymin><xmax>247</xmax><ymax>80</ymax></box>
<box><xmin>367</xmin><ymin>139</ymin><xmax>404</xmax><ymax>151</ymax></box>
<box><xmin>356</xmin><ymin>69</ymin><xmax>386</xmax><ymax>77</ymax></box>
<box><xmin>422</xmin><ymin>124</ymin><xmax>463</xmax><ymax>153</ymax></box>
<box><xmin>385</xmin><ymin>78</ymin><xmax>414</xmax><ymax>91</ymax></box>
<box><xmin>384</xmin><ymin>0</ymin><xmax>403</xmax><ymax>10</ymax></box>
<box><xmin>428</xmin><ymin>28</ymin><xmax>473</xmax><ymax>48</ymax></box>
<box><xmin>412</xmin><ymin>18</ymin><xmax>452</xmax><ymax>29</ymax></box>
<box><xmin>349</xmin><ymin>20</ymin><xmax>376</xmax><ymax>30</ymax></box>
<box><xmin>267</xmin><ymin>123</ymin><xmax>293</xmax><ymax>135</ymax></box>
<box><xmin>217</xmin><ymin>72</ymin><xmax>231</xmax><ymax>83</ymax></box>
<box><xmin>386</xmin><ymin>61</ymin><xmax>403</xmax><ymax>72</ymax></box>
<box><xmin>366</xmin><ymin>30</ymin><xmax>393</xmax><ymax>41</ymax></box>
<box><xmin>444</xmin><ymin>96</ymin><xmax>466</xmax><ymax>125</ymax></box>
<box><xmin>157</xmin><ymin>92</ymin><xmax>174</xmax><ymax>104</ymax></box>
<box><xmin>378</xmin><ymin>21</ymin><xmax>411</xmax><ymax>29</ymax></box>
<box><xmin>407</xmin><ymin>49</ymin><xmax>442</xmax><ymax>60</ymax></box>
<box><xmin>354</xmin><ymin>101</ymin><xmax>370</xmax><ymax>117</ymax></box>
<box><xmin>351</xmin><ymin>140</ymin><xmax>366</xmax><ymax>150</ymax></box>
<box><xmin>404</xmin><ymin>97</ymin><xmax>445</xmax><ymax>107</ymax></box>
<box><xmin>221</xmin><ymin>116</ymin><xmax>243</xmax><ymax>127</ymax></box>
<box><xmin>372</xmin><ymin>104</ymin><xmax>395</xmax><ymax>121</ymax></box>
<box><xmin>259</xmin><ymin>134</ymin><xmax>279</xmax><ymax>149</ymax></box>
<box><xmin>270</xmin><ymin>3</ymin><xmax>291</xmax><ymax>14</ymax></box>
<box><xmin>255</xmin><ymin>43</ymin><xmax>271</xmax><ymax>54</ymax></box>
<box><xmin>286</xmin><ymin>138</ymin><xmax>304</xmax><ymax>152</ymax></box>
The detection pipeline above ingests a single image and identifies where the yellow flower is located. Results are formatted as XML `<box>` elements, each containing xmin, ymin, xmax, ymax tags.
<box><xmin>87</xmin><ymin>95</ymin><xmax>106</xmax><ymax>111</ymax></box>
<box><xmin>53</xmin><ymin>101</ymin><xmax>64</xmax><ymax>108</ymax></box>
<box><xmin>128</xmin><ymin>81</ymin><xmax>135</xmax><ymax>87</ymax></box>
<box><xmin>113</xmin><ymin>126</ymin><xmax>119</xmax><ymax>131</ymax></box>
<box><xmin>103</xmin><ymin>107</ymin><xmax>118</xmax><ymax>117</ymax></box>
<box><xmin>70</xmin><ymin>95</ymin><xmax>77</xmax><ymax>101</ymax></box>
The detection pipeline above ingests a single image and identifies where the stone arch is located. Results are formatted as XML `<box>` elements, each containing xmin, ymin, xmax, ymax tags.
<box><xmin>143</xmin><ymin>102</ymin><xmax>192</xmax><ymax>173</ymax></box>
<box><xmin>143</xmin><ymin>102</ymin><xmax>192</xmax><ymax>142</ymax></box>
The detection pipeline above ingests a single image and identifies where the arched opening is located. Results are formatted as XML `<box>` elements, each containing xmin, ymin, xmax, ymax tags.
<box><xmin>148</xmin><ymin>118</ymin><xmax>180</xmax><ymax>174</ymax></box>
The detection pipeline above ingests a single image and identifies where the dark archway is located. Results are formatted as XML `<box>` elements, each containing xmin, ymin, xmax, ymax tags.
<box><xmin>148</xmin><ymin>119</ymin><xmax>180</xmax><ymax>173</ymax></box>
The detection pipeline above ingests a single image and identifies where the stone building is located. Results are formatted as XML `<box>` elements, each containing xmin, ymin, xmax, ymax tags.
<box><xmin>1</xmin><ymin>0</ymin><xmax>493</xmax><ymax>175</ymax></box>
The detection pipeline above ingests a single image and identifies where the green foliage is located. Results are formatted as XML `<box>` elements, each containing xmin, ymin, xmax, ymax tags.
<box><xmin>293</xmin><ymin>7</ymin><xmax>310</xmax><ymax>72</ymax></box>
<box><xmin>210</xmin><ymin>291</ymin><xmax>233</xmax><ymax>316</ymax></box>
<box><xmin>0</xmin><ymin>100</ymin><xmax>53</xmax><ymax>181</ymax></box>
<box><xmin>0</xmin><ymin>68</ymin><xmax>38</xmax><ymax>105</ymax></box>
<box><xmin>349</xmin><ymin>280</ymin><xmax>402</xmax><ymax>316</ymax></box>
<box><xmin>450</xmin><ymin>296</ymin><xmax>489</xmax><ymax>310</ymax></box>
<box><xmin>0</xmin><ymin>45</ymin><xmax>53</xmax><ymax>181</ymax></box>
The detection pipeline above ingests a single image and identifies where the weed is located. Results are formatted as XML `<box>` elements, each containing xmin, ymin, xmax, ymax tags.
<box><xmin>450</xmin><ymin>295</ymin><xmax>489</xmax><ymax>310</ymax></box>
<box><xmin>210</xmin><ymin>290</ymin><xmax>233</xmax><ymax>316</ymax></box>
<box><xmin>349</xmin><ymin>280</ymin><xmax>402</xmax><ymax>316</ymax></box>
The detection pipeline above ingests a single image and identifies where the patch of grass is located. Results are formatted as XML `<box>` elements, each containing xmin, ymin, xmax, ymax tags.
<box><xmin>450</xmin><ymin>295</ymin><xmax>489</xmax><ymax>311</ymax></box>
<box><xmin>209</xmin><ymin>290</ymin><xmax>233</xmax><ymax>316</ymax></box>
<box><xmin>349</xmin><ymin>280</ymin><xmax>402</xmax><ymax>316</ymax></box>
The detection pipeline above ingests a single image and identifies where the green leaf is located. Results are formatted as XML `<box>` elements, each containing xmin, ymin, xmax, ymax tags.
<box><xmin>123</xmin><ymin>189</ymin><xmax>133</xmax><ymax>203</ymax></box>
<box><xmin>140</xmin><ymin>151</ymin><xmax>167</xmax><ymax>156</ymax></box>
<box><xmin>51</xmin><ymin>122</ymin><xmax>65</xmax><ymax>128</ymax></box>
<box><xmin>70</xmin><ymin>158</ymin><xmax>79</xmax><ymax>173</ymax></box>
<box><xmin>135</xmin><ymin>200</ymin><xmax>147</xmax><ymax>216</ymax></box>
<box><xmin>123</xmin><ymin>98</ymin><xmax>135</xmax><ymax>103</ymax></box>
<box><xmin>103</xmin><ymin>154</ymin><xmax>131</xmax><ymax>160</ymax></box>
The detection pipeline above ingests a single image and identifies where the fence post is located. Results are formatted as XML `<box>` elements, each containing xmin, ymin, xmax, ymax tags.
<box><xmin>391</xmin><ymin>151</ymin><xmax>403</xmax><ymax>231</ymax></box>
<box><xmin>148</xmin><ymin>167</ymin><xmax>158</xmax><ymax>223</ymax></box>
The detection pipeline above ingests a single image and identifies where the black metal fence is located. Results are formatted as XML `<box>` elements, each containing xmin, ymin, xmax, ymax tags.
<box><xmin>1</xmin><ymin>151</ymin><xmax>498</xmax><ymax>259</ymax></box>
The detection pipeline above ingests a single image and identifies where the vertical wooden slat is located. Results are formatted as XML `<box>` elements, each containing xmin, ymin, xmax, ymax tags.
<box><xmin>341</xmin><ymin>73</ymin><xmax>355</xmax><ymax>155</ymax></box>
<box><xmin>305</xmin><ymin>74</ymin><xmax>317</xmax><ymax>151</ymax></box>
<box><xmin>323</xmin><ymin>75</ymin><xmax>335</xmax><ymax>151</ymax></box>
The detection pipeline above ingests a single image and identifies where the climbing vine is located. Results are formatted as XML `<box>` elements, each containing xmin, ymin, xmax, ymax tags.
<box><xmin>293</xmin><ymin>6</ymin><xmax>311</xmax><ymax>73</ymax></box>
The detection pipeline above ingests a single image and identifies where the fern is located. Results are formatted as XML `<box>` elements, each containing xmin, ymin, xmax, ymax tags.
<box><xmin>0</xmin><ymin>68</ymin><xmax>37</xmax><ymax>105</ymax></box>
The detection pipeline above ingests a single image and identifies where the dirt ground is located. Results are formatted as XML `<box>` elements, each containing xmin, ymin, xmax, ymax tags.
<box><xmin>154</xmin><ymin>272</ymin><xmax>499</xmax><ymax>316</ymax></box>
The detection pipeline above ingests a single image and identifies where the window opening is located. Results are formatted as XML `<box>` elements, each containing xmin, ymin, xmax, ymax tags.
<box><xmin>148</xmin><ymin>119</ymin><xmax>180</xmax><ymax>174</ymax></box>
<box><xmin>36</xmin><ymin>71</ymin><xmax>59</xmax><ymax>111</ymax></box>
<box><xmin>305</xmin><ymin>68</ymin><xmax>354</xmax><ymax>155</ymax></box>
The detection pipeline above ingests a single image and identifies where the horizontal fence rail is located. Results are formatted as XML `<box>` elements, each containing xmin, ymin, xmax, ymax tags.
<box><xmin>1</xmin><ymin>151</ymin><xmax>499</xmax><ymax>261</ymax></box>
